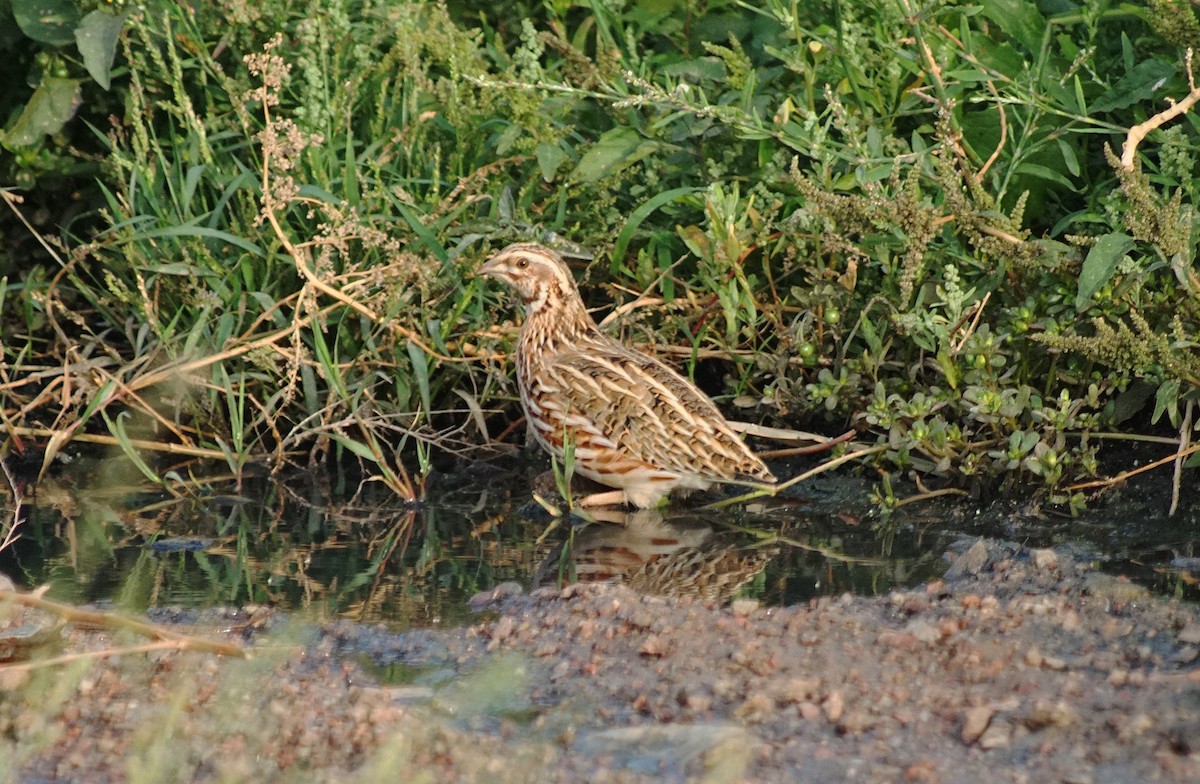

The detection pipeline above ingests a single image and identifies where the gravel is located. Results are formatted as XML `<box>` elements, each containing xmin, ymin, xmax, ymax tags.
<box><xmin>4</xmin><ymin>538</ymin><xmax>1199</xmax><ymax>783</ymax></box>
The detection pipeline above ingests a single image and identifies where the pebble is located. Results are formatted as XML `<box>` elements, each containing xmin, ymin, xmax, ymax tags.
<box><xmin>1171</xmin><ymin>645</ymin><xmax>1198</xmax><ymax>664</ymax></box>
<box><xmin>1042</xmin><ymin>655</ymin><xmax>1067</xmax><ymax>671</ymax></box>
<box><xmin>1083</xmin><ymin>573</ymin><xmax>1150</xmax><ymax>603</ymax></box>
<box><xmin>836</xmin><ymin>710</ymin><xmax>876</xmax><ymax>734</ymax></box>
<box><xmin>1024</xmin><ymin>700</ymin><xmax>1077</xmax><ymax>730</ymax></box>
<box><xmin>798</xmin><ymin>701</ymin><xmax>822</xmax><ymax>721</ymax></box>
<box><xmin>978</xmin><ymin>718</ymin><xmax>1012</xmax><ymax>749</ymax></box>
<box><xmin>731</xmin><ymin>599</ymin><xmax>760</xmax><ymax>617</ymax></box>
<box><xmin>824</xmin><ymin>690</ymin><xmax>844</xmax><ymax>722</ymax></box>
<box><xmin>961</xmin><ymin>706</ymin><xmax>993</xmax><ymax>744</ymax></box>
<box><xmin>489</xmin><ymin>616</ymin><xmax>516</xmax><ymax>643</ymax></box>
<box><xmin>639</xmin><ymin>635</ymin><xmax>668</xmax><ymax>658</ymax></box>
<box><xmin>1116</xmin><ymin>713</ymin><xmax>1154</xmax><ymax>740</ymax></box>
<box><xmin>903</xmin><ymin>619</ymin><xmax>941</xmax><ymax>643</ymax></box>
<box><xmin>1178</xmin><ymin>622</ymin><xmax>1200</xmax><ymax>645</ymax></box>
<box><xmin>946</xmin><ymin>539</ymin><xmax>991</xmax><ymax>579</ymax></box>
<box><xmin>735</xmin><ymin>692</ymin><xmax>774</xmax><ymax>722</ymax></box>
<box><xmin>779</xmin><ymin>677</ymin><xmax>821</xmax><ymax>703</ymax></box>
<box><xmin>1030</xmin><ymin>548</ymin><xmax>1059</xmax><ymax>571</ymax></box>
<box><xmin>467</xmin><ymin>581</ymin><xmax>524</xmax><ymax>608</ymax></box>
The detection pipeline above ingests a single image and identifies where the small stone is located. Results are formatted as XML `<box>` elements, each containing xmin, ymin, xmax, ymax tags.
<box><xmin>904</xmin><ymin>619</ymin><xmax>941</xmax><ymax>644</ymax></box>
<box><xmin>1171</xmin><ymin>646</ymin><xmax>1199</xmax><ymax>664</ymax></box>
<box><xmin>962</xmin><ymin>706</ymin><xmax>993</xmax><ymax>744</ymax></box>
<box><xmin>735</xmin><ymin>692</ymin><xmax>774</xmax><ymax>722</ymax></box>
<box><xmin>1041</xmin><ymin>655</ymin><xmax>1067</xmax><ymax>671</ymax></box>
<box><xmin>489</xmin><ymin>616</ymin><xmax>516</xmax><ymax>643</ymax></box>
<box><xmin>878</xmin><ymin>631</ymin><xmax>920</xmax><ymax>650</ymax></box>
<box><xmin>730</xmin><ymin>599</ymin><xmax>759</xmax><ymax>617</ymax></box>
<box><xmin>1029</xmin><ymin>548</ymin><xmax>1058</xmax><ymax>571</ymax></box>
<box><xmin>1025</xmin><ymin>648</ymin><xmax>1043</xmax><ymax>668</ymax></box>
<box><xmin>946</xmin><ymin>539</ymin><xmax>991</xmax><ymax>579</ymax></box>
<box><xmin>1178</xmin><ymin>622</ymin><xmax>1200</xmax><ymax>645</ymax></box>
<box><xmin>1100</xmin><ymin>619</ymin><xmax>1135</xmax><ymax>639</ymax></box>
<box><xmin>798</xmin><ymin>701</ymin><xmax>822</xmax><ymax>721</ymax></box>
<box><xmin>836</xmin><ymin>710</ymin><xmax>876</xmax><ymax>734</ymax></box>
<box><xmin>824</xmin><ymin>690</ymin><xmax>844</xmax><ymax>722</ymax></box>
<box><xmin>1116</xmin><ymin>713</ymin><xmax>1154</xmax><ymax>741</ymax></box>
<box><xmin>978</xmin><ymin>718</ymin><xmax>1012</xmax><ymax>750</ymax></box>
<box><xmin>467</xmin><ymin>581</ymin><xmax>524</xmax><ymax>609</ymax></box>
<box><xmin>639</xmin><ymin>635</ymin><xmax>668</xmax><ymax>658</ymax></box>
<box><xmin>1024</xmin><ymin>700</ymin><xmax>1077</xmax><ymax>730</ymax></box>
<box><xmin>904</xmin><ymin>759</ymin><xmax>939</xmax><ymax>783</ymax></box>
<box><xmin>779</xmin><ymin>677</ymin><xmax>821</xmax><ymax>704</ymax></box>
<box><xmin>1083</xmin><ymin>573</ymin><xmax>1149</xmax><ymax>604</ymax></box>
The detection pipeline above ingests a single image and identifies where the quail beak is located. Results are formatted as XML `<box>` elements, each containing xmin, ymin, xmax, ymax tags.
<box><xmin>478</xmin><ymin>256</ymin><xmax>505</xmax><ymax>280</ymax></box>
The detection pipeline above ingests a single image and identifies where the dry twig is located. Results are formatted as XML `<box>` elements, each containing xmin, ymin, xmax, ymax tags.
<box><xmin>0</xmin><ymin>590</ymin><xmax>245</xmax><ymax>660</ymax></box>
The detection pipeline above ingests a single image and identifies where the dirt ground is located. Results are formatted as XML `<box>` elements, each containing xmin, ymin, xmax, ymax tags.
<box><xmin>2</xmin><ymin>537</ymin><xmax>1199</xmax><ymax>783</ymax></box>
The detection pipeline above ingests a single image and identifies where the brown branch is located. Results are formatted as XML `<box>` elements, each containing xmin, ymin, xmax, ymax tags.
<box><xmin>1121</xmin><ymin>49</ymin><xmax>1200</xmax><ymax>170</ymax></box>
<box><xmin>0</xmin><ymin>590</ymin><xmax>245</xmax><ymax>658</ymax></box>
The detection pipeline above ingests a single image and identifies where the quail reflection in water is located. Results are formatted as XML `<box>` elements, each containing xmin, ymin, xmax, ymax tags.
<box><xmin>535</xmin><ymin>509</ymin><xmax>778</xmax><ymax>604</ymax></box>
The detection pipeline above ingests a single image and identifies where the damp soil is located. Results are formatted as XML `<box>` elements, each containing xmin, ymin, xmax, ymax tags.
<box><xmin>4</xmin><ymin>535</ymin><xmax>1200</xmax><ymax>783</ymax></box>
<box><xmin>4</xmin><ymin>442</ymin><xmax>1200</xmax><ymax>782</ymax></box>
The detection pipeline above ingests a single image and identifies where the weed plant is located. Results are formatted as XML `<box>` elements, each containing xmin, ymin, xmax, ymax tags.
<box><xmin>3</xmin><ymin>0</ymin><xmax>1200</xmax><ymax>512</ymax></box>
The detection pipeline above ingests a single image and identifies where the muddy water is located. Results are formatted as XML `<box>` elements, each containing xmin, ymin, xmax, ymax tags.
<box><xmin>2</xmin><ymin>455</ymin><xmax>1198</xmax><ymax>624</ymax></box>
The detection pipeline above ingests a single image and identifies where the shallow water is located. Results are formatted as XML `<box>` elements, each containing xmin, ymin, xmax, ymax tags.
<box><xmin>2</xmin><ymin>455</ymin><xmax>1197</xmax><ymax>625</ymax></box>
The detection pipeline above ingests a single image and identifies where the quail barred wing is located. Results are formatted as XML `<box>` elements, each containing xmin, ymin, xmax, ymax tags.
<box><xmin>540</xmin><ymin>347</ymin><xmax>774</xmax><ymax>484</ymax></box>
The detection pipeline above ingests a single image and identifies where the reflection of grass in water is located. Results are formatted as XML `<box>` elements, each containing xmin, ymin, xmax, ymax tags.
<box><xmin>9</xmin><ymin>461</ymin><xmax>962</xmax><ymax>624</ymax></box>
<box><xmin>9</xmin><ymin>469</ymin><xmax>556</xmax><ymax>625</ymax></box>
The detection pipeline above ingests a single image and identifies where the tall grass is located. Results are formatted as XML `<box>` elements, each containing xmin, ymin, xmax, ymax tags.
<box><xmin>3</xmin><ymin>0</ymin><xmax>1200</xmax><ymax>509</ymax></box>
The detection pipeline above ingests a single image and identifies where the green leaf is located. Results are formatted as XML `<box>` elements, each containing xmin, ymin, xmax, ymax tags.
<box><xmin>75</xmin><ymin>9</ymin><xmax>127</xmax><ymax>89</ymax></box>
<box><xmin>979</xmin><ymin>0</ymin><xmax>1047</xmax><ymax>54</ymax></box>
<box><xmin>534</xmin><ymin>142</ymin><xmax>568</xmax><ymax>182</ymax></box>
<box><xmin>611</xmin><ymin>186</ymin><xmax>701</xmax><ymax>270</ymax></box>
<box><xmin>391</xmin><ymin>199</ymin><xmax>448</xmax><ymax>264</ymax></box>
<box><xmin>1057</xmin><ymin>138</ymin><xmax>1080</xmax><ymax>178</ymax></box>
<box><xmin>3</xmin><ymin>77</ymin><xmax>81</xmax><ymax>147</ymax></box>
<box><xmin>1014</xmin><ymin>162</ymin><xmax>1078</xmax><ymax>191</ymax></box>
<box><xmin>1152</xmin><ymin>378</ymin><xmax>1181</xmax><ymax>426</ymax></box>
<box><xmin>13</xmin><ymin>0</ymin><xmax>79</xmax><ymax>46</ymax></box>
<box><xmin>102</xmin><ymin>410</ymin><xmax>162</xmax><ymax>485</ymax></box>
<box><xmin>1113</xmin><ymin>380</ymin><xmax>1156</xmax><ymax>424</ymax></box>
<box><xmin>327</xmin><ymin>432</ymin><xmax>380</xmax><ymax>461</ymax></box>
<box><xmin>1075</xmin><ymin>232</ymin><xmax>1134</xmax><ymax>310</ymax></box>
<box><xmin>133</xmin><ymin>224</ymin><xmax>267</xmax><ymax>258</ymax></box>
<box><xmin>406</xmin><ymin>340</ymin><xmax>432</xmax><ymax>418</ymax></box>
<box><xmin>570</xmin><ymin>127</ymin><xmax>657</xmax><ymax>184</ymax></box>
<box><xmin>936</xmin><ymin>345</ymin><xmax>959</xmax><ymax>390</ymax></box>
<box><xmin>532</xmin><ymin>141</ymin><xmax>564</xmax><ymax>182</ymax></box>
<box><xmin>661</xmin><ymin>57</ymin><xmax>725</xmax><ymax>83</ymax></box>
<box><xmin>1089</xmin><ymin>60</ymin><xmax>1175</xmax><ymax>113</ymax></box>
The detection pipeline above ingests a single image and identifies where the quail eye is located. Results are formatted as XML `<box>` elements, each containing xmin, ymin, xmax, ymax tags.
<box><xmin>516</xmin><ymin>258</ymin><xmax>529</xmax><ymax>268</ymax></box>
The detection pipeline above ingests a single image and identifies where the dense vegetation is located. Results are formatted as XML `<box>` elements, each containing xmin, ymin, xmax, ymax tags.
<box><xmin>3</xmin><ymin>0</ymin><xmax>1200</xmax><ymax>512</ymax></box>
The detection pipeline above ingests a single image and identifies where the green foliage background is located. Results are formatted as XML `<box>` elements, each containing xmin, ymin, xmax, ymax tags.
<box><xmin>4</xmin><ymin>0</ymin><xmax>1200</xmax><ymax>509</ymax></box>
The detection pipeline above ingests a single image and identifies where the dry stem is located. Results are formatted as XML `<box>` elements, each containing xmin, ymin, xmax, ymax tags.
<box><xmin>1121</xmin><ymin>49</ymin><xmax>1200</xmax><ymax>170</ymax></box>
